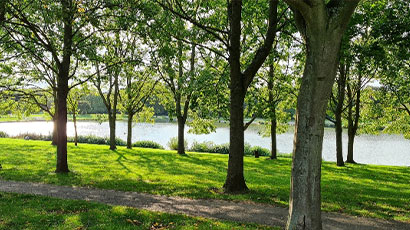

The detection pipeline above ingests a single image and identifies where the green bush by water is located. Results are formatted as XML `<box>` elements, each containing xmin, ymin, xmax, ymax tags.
<box><xmin>133</xmin><ymin>140</ymin><xmax>164</xmax><ymax>149</ymax></box>
<box><xmin>0</xmin><ymin>131</ymin><xmax>9</xmax><ymax>138</ymax></box>
<box><xmin>168</xmin><ymin>137</ymin><xmax>188</xmax><ymax>150</ymax></box>
<box><xmin>189</xmin><ymin>141</ymin><xmax>271</xmax><ymax>156</ymax></box>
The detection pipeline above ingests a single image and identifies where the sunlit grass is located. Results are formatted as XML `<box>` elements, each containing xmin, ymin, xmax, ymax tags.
<box><xmin>0</xmin><ymin>192</ymin><xmax>277</xmax><ymax>230</ymax></box>
<box><xmin>0</xmin><ymin>138</ymin><xmax>409</xmax><ymax>222</ymax></box>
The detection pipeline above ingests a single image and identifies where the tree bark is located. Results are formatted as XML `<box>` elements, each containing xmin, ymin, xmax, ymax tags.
<box><xmin>335</xmin><ymin>113</ymin><xmax>344</xmax><ymax>166</ymax></box>
<box><xmin>55</xmin><ymin>0</ymin><xmax>73</xmax><ymax>173</ymax></box>
<box><xmin>335</xmin><ymin>64</ymin><xmax>347</xmax><ymax>166</ymax></box>
<box><xmin>287</xmin><ymin>22</ymin><xmax>344</xmax><ymax>230</ymax></box>
<box><xmin>127</xmin><ymin>113</ymin><xmax>133</xmax><ymax>149</ymax></box>
<box><xmin>51</xmin><ymin>115</ymin><xmax>58</xmax><ymax>145</ymax></box>
<box><xmin>270</xmin><ymin>110</ymin><xmax>277</xmax><ymax>159</ymax></box>
<box><xmin>177</xmin><ymin>116</ymin><xmax>186</xmax><ymax>155</ymax></box>
<box><xmin>73</xmin><ymin>110</ymin><xmax>78</xmax><ymax>146</ymax></box>
<box><xmin>55</xmin><ymin>81</ymin><xmax>69</xmax><ymax>173</ymax></box>
<box><xmin>224</xmin><ymin>86</ymin><xmax>248</xmax><ymax>192</ymax></box>
<box><xmin>346</xmin><ymin>77</ymin><xmax>360</xmax><ymax>164</ymax></box>
<box><xmin>109</xmin><ymin>72</ymin><xmax>120</xmax><ymax>151</ymax></box>
<box><xmin>347</xmin><ymin>128</ymin><xmax>355</xmax><ymax>163</ymax></box>
<box><xmin>283</xmin><ymin>1</ymin><xmax>360</xmax><ymax>229</ymax></box>
<box><xmin>224</xmin><ymin>0</ymin><xmax>248</xmax><ymax>193</ymax></box>
<box><xmin>108</xmin><ymin>114</ymin><xmax>116</xmax><ymax>150</ymax></box>
<box><xmin>224</xmin><ymin>0</ymin><xmax>278</xmax><ymax>193</ymax></box>
<box><xmin>268</xmin><ymin>63</ymin><xmax>277</xmax><ymax>159</ymax></box>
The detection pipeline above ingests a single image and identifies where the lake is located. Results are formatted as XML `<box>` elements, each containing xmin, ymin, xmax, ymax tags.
<box><xmin>0</xmin><ymin>121</ymin><xmax>409</xmax><ymax>166</ymax></box>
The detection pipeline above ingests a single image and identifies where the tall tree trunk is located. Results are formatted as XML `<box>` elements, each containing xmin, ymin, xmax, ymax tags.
<box><xmin>51</xmin><ymin>115</ymin><xmax>58</xmax><ymax>145</ymax></box>
<box><xmin>224</xmin><ymin>86</ymin><xmax>247</xmax><ymax>192</ymax></box>
<box><xmin>55</xmin><ymin>82</ymin><xmax>69</xmax><ymax>173</ymax></box>
<box><xmin>346</xmin><ymin>78</ymin><xmax>360</xmax><ymax>164</ymax></box>
<box><xmin>268</xmin><ymin>63</ymin><xmax>277</xmax><ymax>159</ymax></box>
<box><xmin>287</xmin><ymin>33</ymin><xmax>341</xmax><ymax>230</ymax></box>
<box><xmin>335</xmin><ymin>113</ymin><xmax>344</xmax><ymax>166</ymax></box>
<box><xmin>55</xmin><ymin>0</ymin><xmax>72</xmax><ymax>173</ymax></box>
<box><xmin>270</xmin><ymin>110</ymin><xmax>277</xmax><ymax>159</ymax></box>
<box><xmin>347</xmin><ymin>127</ymin><xmax>355</xmax><ymax>163</ymax></box>
<box><xmin>73</xmin><ymin>110</ymin><xmax>78</xmax><ymax>146</ymax></box>
<box><xmin>224</xmin><ymin>0</ymin><xmax>248</xmax><ymax>193</ymax></box>
<box><xmin>283</xmin><ymin>1</ymin><xmax>359</xmax><ymax>230</ymax></box>
<box><xmin>127</xmin><ymin>113</ymin><xmax>133</xmax><ymax>149</ymax></box>
<box><xmin>109</xmin><ymin>73</ymin><xmax>120</xmax><ymax>151</ymax></box>
<box><xmin>224</xmin><ymin>0</ymin><xmax>278</xmax><ymax>192</ymax></box>
<box><xmin>108</xmin><ymin>113</ymin><xmax>116</xmax><ymax>150</ymax></box>
<box><xmin>335</xmin><ymin>64</ymin><xmax>347</xmax><ymax>166</ymax></box>
<box><xmin>177</xmin><ymin>116</ymin><xmax>186</xmax><ymax>155</ymax></box>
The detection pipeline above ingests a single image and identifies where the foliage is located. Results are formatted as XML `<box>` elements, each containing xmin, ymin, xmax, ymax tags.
<box><xmin>250</xmin><ymin>146</ymin><xmax>271</xmax><ymax>157</ymax></box>
<box><xmin>189</xmin><ymin>141</ymin><xmax>216</xmax><ymax>153</ymax></box>
<box><xmin>0</xmin><ymin>131</ymin><xmax>9</xmax><ymax>138</ymax></box>
<box><xmin>189</xmin><ymin>141</ymin><xmax>269</xmax><ymax>157</ymax></box>
<box><xmin>0</xmin><ymin>138</ymin><xmax>409</xmax><ymax>222</ymax></box>
<box><xmin>187</xmin><ymin>113</ymin><xmax>216</xmax><ymax>135</ymax></box>
<box><xmin>133</xmin><ymin>107</ymin><xmax>155</xmax><ymax>124</ymax></box>
<box><xmin>69</xmin><ymin>135</ymin><xmax>127</xmax><ymax>147</ymax></box>
<box><xmin>210</xmin><ymin>143</ymin><xmax>231</xmax><ymax>155</ymax></box>
<box><xmin>12</xmin><ymin>133</ymin><xmax>52</xmax><ymax>141</ymax></box>
<box><xmin>133</xmin><ymin>140</ymin><xmax>164</xmax><ymax>149</ymax></box>
<box><xmin>168</xmin><ymin>137</ymin><xmax>188</xmax><ymax>150</ymax></box>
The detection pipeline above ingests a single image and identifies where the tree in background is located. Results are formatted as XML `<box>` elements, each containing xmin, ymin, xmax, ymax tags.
<box><xmin>156</xmin><ymin>0</ymin><xmax>284</xmax><ymax>192</ymax></box>
<box><xmin>67</xmin><ymin>86</ymin><xmax>89</xmax><ymax>146</ymax></box>
<box><xmin>375</xmin><ymin>0</ymin><xmax>410</xmax><ymax>139</ymax></box>
<box><xmin>0</xmin><ymin>0</ymin><xmax>119</xmax><ymax>172</ymax></box>
<box><xmin>245</xmin><ymin>50</ymin><xmax>297</xmax><ymax>159</ymax></box>
<box><xmin>120</xmin><ymin>65</ymin><xmax>158</xmax><ymax>149</ymax></box>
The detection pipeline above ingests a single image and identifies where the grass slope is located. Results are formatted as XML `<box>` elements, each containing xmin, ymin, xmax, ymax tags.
<box><xmin>0</xmin><ymin>138</ymin><xmax>409</xmax><ymax>222</ymax></box>
<box><xmin>0</xmin><ymin>192</ymin><xmax>276</xmax><ymax>230</ymax></box>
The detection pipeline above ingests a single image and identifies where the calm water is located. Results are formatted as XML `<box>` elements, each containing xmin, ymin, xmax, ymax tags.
<box><xmin>0</xmin><ymin>121</ymin><xmax>409</xmax><ymax>166</ymax></box>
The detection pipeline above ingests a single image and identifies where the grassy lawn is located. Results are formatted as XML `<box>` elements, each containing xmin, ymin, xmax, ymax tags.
<box><xmin>0</xmin><ymin>138</ymin><xmax>409</xmax><ymax>222</ymax></box>
<box><xmin>0</xmin><ymin>192</ymin><xmax>277</xmax><ymax>230</ymax></box>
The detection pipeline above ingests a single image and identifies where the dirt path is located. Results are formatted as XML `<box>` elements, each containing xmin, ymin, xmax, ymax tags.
<box><xmin>0</xmin><ymin>180</ymin><xmax>408</xmax><ymax>229</ymax></box>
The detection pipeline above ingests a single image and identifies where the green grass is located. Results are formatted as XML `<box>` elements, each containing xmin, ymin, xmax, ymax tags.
<box><xmin>0</xmin><ymin>192</ymin><xmax>277</xmax><ymax>230</ymax></box>
<box><xmin>0</xmin><ymin>138</ymin><xmax>409</xmax><ymax>222</ymax></box>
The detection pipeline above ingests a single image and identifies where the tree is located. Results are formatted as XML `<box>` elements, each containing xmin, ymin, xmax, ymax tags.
<box><xmin>155</xmin><ymin>0</ymin><xmax>283</xmax><ymax>191</ymax></box>
<box><xmin>374</xmin><ymin>0</ymin><xmax>410</xmax><ymax>139</ymax></box>
<box><xmin>282</xmin><ymin>0</ymin><xmax>360</xmax><ymax>229</ymax></box>
<box><xmin>67</xmin><ymin>86</ymin><xmax>89</xmax><ymax>146</ymax></box>
<box><xmin>153</xmin><ymin>39</ymin><xmax>203</xmax><ymax>155</ymax></box>
<box><xmin>0</xmin><ymin>0</ymin><xmax>116</xmax><ymax>173</ymax></box>
<box><xmin>93</xmin><ymin>54</ymin><xmax>121</xmax><ymax>151</ymax></box>
<box><xmin>120</xmin><ymin>66</ymin><xmax>158</xmax><ymax>149</ymax></box>
<box><xmin>245</xmin><ymin>50</ymin><xmax>297</xmax><ymax>159</ymax></box>
<box><xmin>326</xmin><ymin>57</ymin><xmax>349</xmax><ymax>166</ymax></box>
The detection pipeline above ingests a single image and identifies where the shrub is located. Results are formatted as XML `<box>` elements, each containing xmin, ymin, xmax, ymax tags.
<box><xmin>133</xmin><ymin>140</ymin><xmax>164</xmax><ymax>149</ymax></box>
<box><xmin>168</xmin><ymin>137</ymin><xmax>188</xmax><ymax>150</ymax></box>
<box><xmin>244</xmin><ymin>143</ymin><xmax>253</xmax><ymax>156</ymax></box>
<box><xmin>190</xmin><ymin>141</ymin><xmax>214</xmax><ymax>153</ymax></box>
<box><xmin>188</xmin><ymin>141</ymin><xmax>271</xmax><ymax>157</ymax></box>
<box><xmin>13</xmin><ymin>133</ymin><xmax>52</xmax><ymax>141</ymax></box>
<box><xmin>250</xmin><ymin>146</ymin><xmax>271</xmax><ymax>156</ymax></box>
<box><xmin>68</xmin><ymin>135</ymin><xmax>126</xmax><ymax>146</ymax></box>
<box><xmin>211</xmin><ymin>143</ymin><xmax>230</xmax><ymax>154</ymax></box>
<box><xmin>0</xmin><ymin>131</ymin><xmax>8</xmax><ymax>138</ymax></box>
